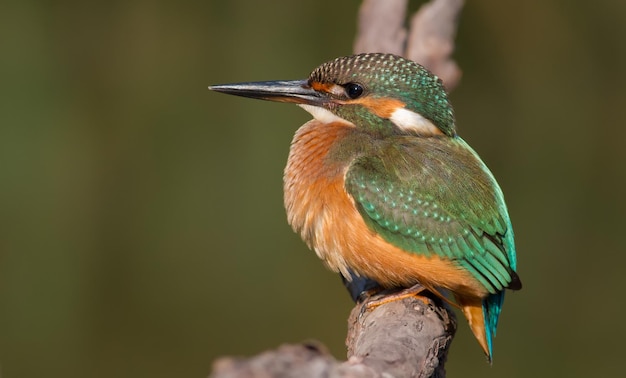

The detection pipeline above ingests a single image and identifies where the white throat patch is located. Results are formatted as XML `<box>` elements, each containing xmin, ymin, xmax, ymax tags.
<box><xmin>298</xmin><ymin>104</ymin><xmax>355</xmax><ymax>126</ymax></box>
<box><xmin>390</xmin><ymin>107</ymin><xmax>441</xmax><ymax>135</ymax></box>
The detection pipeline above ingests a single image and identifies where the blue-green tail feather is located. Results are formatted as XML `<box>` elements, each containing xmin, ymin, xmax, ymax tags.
<box><xmin>483</xmin><ymin>291</ymin><xmax>505</xmax><ymax>361</ymax></box>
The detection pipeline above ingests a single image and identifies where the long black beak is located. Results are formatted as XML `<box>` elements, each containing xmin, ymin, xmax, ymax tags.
<box><xmin>209</xmin><ymin>80</ymin><xmax>327</xmax><ymax>106</ymax></box>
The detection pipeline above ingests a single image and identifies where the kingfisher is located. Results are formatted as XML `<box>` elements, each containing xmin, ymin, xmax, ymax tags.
<box><xmin>209</xmin><ymin>53</ymin><xmax>521</xmax><ymax>362</ymax></box>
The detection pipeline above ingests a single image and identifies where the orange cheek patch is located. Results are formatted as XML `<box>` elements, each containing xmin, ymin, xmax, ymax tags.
<box><xmin>353</xmin><ymin>97</ymin><xmax>406</xmax><ymax>118</ymax></box>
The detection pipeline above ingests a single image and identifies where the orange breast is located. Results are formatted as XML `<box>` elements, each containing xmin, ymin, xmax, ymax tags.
<box><xmin>284</xmin><ymin>120</ymin><xmax>487</xmax><ymax>299</ymax></box>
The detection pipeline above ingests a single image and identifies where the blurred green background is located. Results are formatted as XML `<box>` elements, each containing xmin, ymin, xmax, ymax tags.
<box><xmin>1</xmin><ymin>0</ymin><xmax>625</xmax><ymax>377</ymax></box>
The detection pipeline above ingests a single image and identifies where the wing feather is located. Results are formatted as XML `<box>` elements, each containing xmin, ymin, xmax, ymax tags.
<box><xmin>345</xmin><ymin>136</ymin><xmax>518</xmax><ymax>294</ymax></box>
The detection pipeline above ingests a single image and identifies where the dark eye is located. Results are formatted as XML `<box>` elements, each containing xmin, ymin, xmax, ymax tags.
<box><xmin>345</xmin><ymin>83</ymin><xmax>364</xmax><ymax>99</ymax></box>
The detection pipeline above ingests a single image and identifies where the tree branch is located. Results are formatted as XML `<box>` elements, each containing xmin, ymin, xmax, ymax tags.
<box><xmin>353</xmin><ymin>0</ymin><xmax>408</xmax><ymax>56</ymax></box>
<box><xmin>354</xmin><ymin>0</ymin><xmax>464</xmax><ymax>91</ymax></box>
<box><xmin>211</xmin><ymin>293</ymin><xmax>456</xmax><ymax>378</ymax></box>
<box><xmin>406</xmin><ymin>0</ymin><xmax>464</xmax><ymax>90</ymax></box>
<box><xmin>210</xmin><ymin>1</ymin><xmax>465</xmax><ymax>376</ymax></box>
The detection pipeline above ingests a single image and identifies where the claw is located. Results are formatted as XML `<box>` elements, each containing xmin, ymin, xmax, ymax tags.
<box><xmin>364</xmin><ymin>283</ymin><xmax>429</xmax><ymax>311</ymax></box>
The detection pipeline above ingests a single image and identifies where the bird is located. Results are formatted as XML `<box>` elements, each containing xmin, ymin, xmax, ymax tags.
<box><xmin>209</xmin><ymin>53</ymin><xmax>521</xmax><ymax>362</ymax></box>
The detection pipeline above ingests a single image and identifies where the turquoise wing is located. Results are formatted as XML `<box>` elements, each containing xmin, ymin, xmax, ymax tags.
<box><xmin>344</xmin><ymin>136</ymin><xmax>520</xmax><ymax>294</ymax></box>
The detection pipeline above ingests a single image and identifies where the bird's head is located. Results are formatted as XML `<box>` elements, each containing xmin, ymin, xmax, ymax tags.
<box><xmin>210</xmin><ymin>53</ymin><xmax>456</xmax><ymax>137</ymax></box>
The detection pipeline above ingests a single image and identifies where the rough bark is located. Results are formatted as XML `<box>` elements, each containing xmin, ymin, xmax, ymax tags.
<box><xmin>211</xmin><ymin>292</ymin><xmax>456</xmax><ymax>378</ymax></box>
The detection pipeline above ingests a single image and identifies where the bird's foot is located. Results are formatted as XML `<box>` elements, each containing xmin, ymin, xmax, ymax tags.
<box><xmin>364</xmin><ymin>283</ymin><xmax>429</xmax><ymax>312</ymax></box>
